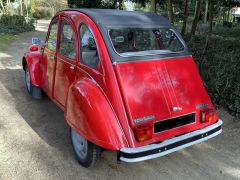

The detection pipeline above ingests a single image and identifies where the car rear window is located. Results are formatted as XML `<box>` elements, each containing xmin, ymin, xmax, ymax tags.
<box><xmin>109</xmin><ymin>28</ymin><xmax>184</xmax><ymax>57</ymax></box>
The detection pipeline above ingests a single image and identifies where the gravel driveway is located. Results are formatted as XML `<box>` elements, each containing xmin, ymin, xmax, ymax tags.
<box><xmin>0</xmin><ymin>20</ymin><xmax>240</xmax><ymax>180</ymax></box>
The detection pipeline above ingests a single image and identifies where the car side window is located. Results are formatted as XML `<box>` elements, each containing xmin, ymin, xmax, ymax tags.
<box><xmin>46</xmin><ymin>20</ymin><xmax>58</xmax><ymax>51</ymax></box>
<box><xmin>59</xmin><ymin>20</ymin><xmax>76</xmax><ymax>59</ymax></box>
<box><xmin>80</xmin><ymin>24</ymin><xmax>99</xmax><ymax>69</ymax></box>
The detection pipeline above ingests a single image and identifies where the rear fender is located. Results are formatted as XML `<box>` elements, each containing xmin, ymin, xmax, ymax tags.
<box><xmin>22</xmin><ymin>52</ymin><xmax>41</xmax><ymax>87</ymax></box>
<box><xmin>65</xmin><ymin>78</ymin><xmax>128</xmax><ymax>150</ymax></box>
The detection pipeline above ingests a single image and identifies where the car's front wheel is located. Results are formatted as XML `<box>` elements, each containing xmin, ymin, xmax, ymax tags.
<box><xmin>25</xmin><ymin>65</ymin><xmax>42</xmax><ymax>99</ymax></box>
<box><xmin>70</xmin><ymin>128</ymin><xmax>101</xmax><ymax>168</ymax></box>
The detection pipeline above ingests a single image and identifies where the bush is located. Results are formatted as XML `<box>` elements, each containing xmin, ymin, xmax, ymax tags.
<box><xmin>0</xmin><ymin>15</ymin><xmax>35</xmax><ymax>34</ymax></box>
<box><xmin>32</xmin><ymin>7</ymin><xmax>53</xmax><ymax>19</ymax></box>
<box><xmin>187</xmin><ymin>26</ymin><xmax>240</xmax><ymax>118</ymax></box>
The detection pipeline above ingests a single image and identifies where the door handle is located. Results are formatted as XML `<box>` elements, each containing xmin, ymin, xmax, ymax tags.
<box><xmin>70</xmin><ymin>64</ymin><xmax>75</xmax><ymax>70</ymax></box>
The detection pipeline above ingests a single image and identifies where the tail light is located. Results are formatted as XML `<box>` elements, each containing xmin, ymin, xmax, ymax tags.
<box><xmin>134</xmin><ymin>124</ymin><xmax>152</xmax><ymax>142</ymax></box>
<box><xmin>201</xmin><ymin>109</ymin><xmax>215</xmax><ymax>123</ymax></box>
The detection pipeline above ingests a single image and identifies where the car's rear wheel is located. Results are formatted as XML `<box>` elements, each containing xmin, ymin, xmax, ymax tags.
<box><xmin>25</xmin><ymin>65</ymin><xmax>42</xmax><ymax>99</ymax></box>
<box><xmin>71</xmin><ymin>128</ymin><xmax>101</xmax><ymax>168</ymax></box>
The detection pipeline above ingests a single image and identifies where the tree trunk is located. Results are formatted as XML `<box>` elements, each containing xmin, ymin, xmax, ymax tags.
<box><xmin>19</xmin><ymin>0</ymin><xmax>23</xmax><ymax>15</ymax></box>
<box><xmin>227</xmin><ymin>9</ymin><xmax>230</xmax><ymax>22</ymax></box>
<box><xmin>118</xmin><ymin>0</ymin><xmax>123</xmax><ymax>10</ymax></box>
<box><xmin>194</xmin><ymin>1</ymin><xmax>198</xmax><ymax>17</ymax></box>
<box><xmin>7</xmin><ymin>0</ymin><xmax>10</xmax><ymax>6</ymax></box>
<box><xmin>25</xmin><ymin>0</ymin><xmax>29</xmax><ymax>18</ymax></box>
<box><xmin>150</xmin><ymin>0</ymin><xmax>156</xmax><ymax>13</ymax></box>
<box><xmin>167</xmin><ymin>0</ymin><xmax>174</xmax><ymax>23</ymax></box>
<box><xmin>0</xmin><ymin>0</ymin><xmax>6</xmax><ymax>14</ymax></box>
<box><xmin>190</xmin><ymin>0</ymin><xmax>203</xmax><ymax>38</ymax></box>
<box><xmin>181</xmin><ymin>0</ymin><xmax>189</xmax><ymax>36</ymax></box>
<box><xmin>204</xmin><ymin>0</ymin><xmax>208</xmax><ymax>23</ymax></box>
<box><xmin>200</xmin><ymin>0</ymin><xmax>213</xmax><ymax>65</ymax></box>
<box><xmin>224</xmin><ymin>10</ymin><xmax>227</xmax><ymax>22</ymax></box>
<box><xmin>113</xmin><ymin>0</ymin><xmax>117</xmax><ymax>9</ymax></box>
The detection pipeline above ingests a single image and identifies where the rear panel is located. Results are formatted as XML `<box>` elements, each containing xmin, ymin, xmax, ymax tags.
<box><xmin>114</xmin><ymin>56</ymin><xmax>218</xmax><ymax>147</ymax></box>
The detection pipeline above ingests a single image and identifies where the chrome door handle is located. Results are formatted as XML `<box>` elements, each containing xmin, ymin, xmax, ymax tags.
<box><xmin>70</xmin><ymin>64</ymin><xmax>75</xmax><ymax>70</ymax></box>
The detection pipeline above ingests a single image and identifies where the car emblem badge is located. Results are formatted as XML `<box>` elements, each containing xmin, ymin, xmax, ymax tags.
<box><xmin>173</xmin><ymin>106</ymin><xmax>182</xmax><ymax>112</ymax></box>
<box><xmin>134</xmin><ymin>115</ymin><xmax>155</xmax><ymax>123</ymax></box>
<box><xmin>196</xmin><ymin>103</ymin><xmax>209</xmax><ymax>109</ymax></box>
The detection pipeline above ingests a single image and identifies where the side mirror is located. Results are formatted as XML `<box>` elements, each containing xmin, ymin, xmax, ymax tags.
<box><xmin>32</xmin><ymin>37</ymin><xmax>43</xmax><ymax>46</ymax></box>
<box><xmin>29</xmin><ymin>44</ymin><xmax>38</xmax><ymax>52</ymax></box>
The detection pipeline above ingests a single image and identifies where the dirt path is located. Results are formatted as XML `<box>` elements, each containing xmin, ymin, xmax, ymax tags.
<box><xmin>0</xmin><ymin>20</ymin><xmax>240</xmax><ymax>180</ymax></box>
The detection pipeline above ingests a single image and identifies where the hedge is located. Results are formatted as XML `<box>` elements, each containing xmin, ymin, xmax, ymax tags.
<box><xmin>187</xmin><ymin>26</ymin><xmax>240</xmax><ymax>118</ymax></box>
<box><xmin>0</xmin><ymin>15</ymin><xmax>35</xmax><ymax>34</ymax></box>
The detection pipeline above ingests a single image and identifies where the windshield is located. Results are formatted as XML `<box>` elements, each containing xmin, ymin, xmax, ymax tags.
<box><xmin>109</xmin><ymin>28</ymin><xmax>184</xmax><ymax>57</ymax></box>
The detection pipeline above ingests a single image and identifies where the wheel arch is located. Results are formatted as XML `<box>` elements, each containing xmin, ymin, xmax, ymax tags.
<box><xmin>65</xmin><ymin>78</ymin><xmax>128</xmax><ymax>150</ymax></box>
<box><xmin>22</xmin><ymin>52</ymin><xmax>41</xmax><ymax>87</ymax></box>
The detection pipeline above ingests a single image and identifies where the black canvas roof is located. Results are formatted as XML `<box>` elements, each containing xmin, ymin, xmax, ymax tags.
<box><xmin>67</xmin><ymin>8</ymin><xmax>173</xmax><ymax>28</ymax></box>
<box><xmin>63</xmin><ymin>8</ymin><xmax>189</xmax><ymax>62</ymax></box>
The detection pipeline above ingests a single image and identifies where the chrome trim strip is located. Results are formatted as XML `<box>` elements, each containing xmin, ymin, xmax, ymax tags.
<box><xmin>120</xmin><ymin>120</ymin><xmax>223</xmax><ymax>163</ymax></box>
<box><xmin>112</xmin><ymin>55</ymin><xmax>193</xmax><ymax>65</ymax></box>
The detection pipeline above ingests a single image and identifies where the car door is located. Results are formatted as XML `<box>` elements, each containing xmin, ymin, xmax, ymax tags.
<box><xmin>53</xmin><ymin>17</ymin><xmax>77</xmax><ymax>107</ymax></box>
<box><xmin>41</xmin><ymin>17</ymin><xmax>59</xmax><ymax>97</ymax></box>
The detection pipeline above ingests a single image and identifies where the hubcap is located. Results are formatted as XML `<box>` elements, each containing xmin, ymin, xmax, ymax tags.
<box><xmin>71</xmin><ymin>129</ymin><xmax>88</xmax><ymax>160</ymax></box>
<box><xmin>25</xmin><ymin>68</ymin><xmax>31</xmax><ymax>92</ymax></box>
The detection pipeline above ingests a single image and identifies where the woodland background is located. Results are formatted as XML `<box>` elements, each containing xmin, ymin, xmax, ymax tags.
<box><xmin>0</xmin><ymin>0</ymin><xmax>240</xmax><ymax>117</ymax></box>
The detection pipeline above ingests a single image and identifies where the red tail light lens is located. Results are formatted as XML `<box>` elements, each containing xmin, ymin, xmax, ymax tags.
<box><xmin>134</xmin><ymin>124</ymin><xmax>152</xmax><ymax>142</ymax></box>
<box><xmin>201</xmin><ymin>109</ymin><xmax>215</xmax><ymax>123</ymax></box>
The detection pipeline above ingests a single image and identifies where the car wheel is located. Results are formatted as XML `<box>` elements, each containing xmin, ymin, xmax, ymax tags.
<box><xmin>25</xmin><ymin>65</ymin><xmax>42</xmax><ymax>99</ymax></box>
<box><xmin>71</xmin><ymin>128</ymin><xmax>101</xmax><ymax>168</ymax></box>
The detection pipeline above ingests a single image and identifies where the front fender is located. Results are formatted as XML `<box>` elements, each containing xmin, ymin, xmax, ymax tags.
<box><xmin>22</xmin><ymin>52</ymin><xmax>41</xmax><ymax>87</ymax></box>
<box><xmin>65</xmin><ymin>78</ymin><xmax>128</xmax><ymax>150</ymax></box>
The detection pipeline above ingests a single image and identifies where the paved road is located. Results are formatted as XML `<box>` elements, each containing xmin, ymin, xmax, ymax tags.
<box><xmin>0</xmin><ymin>20</ymin><xmax>240</xmax><ymax>180</ymax></box>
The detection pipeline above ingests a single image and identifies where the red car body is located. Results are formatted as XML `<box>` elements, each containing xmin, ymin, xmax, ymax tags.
<box><xmin>22</xmin><ymin>9</ymin><xmax>222</xmax><ymax>165</ymax></box>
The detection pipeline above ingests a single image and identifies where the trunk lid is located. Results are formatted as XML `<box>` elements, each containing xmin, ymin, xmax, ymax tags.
<box><xmin>114</xmin><ymin>56</ymin><xmax>212</xmax><ymax>128</ymax></box>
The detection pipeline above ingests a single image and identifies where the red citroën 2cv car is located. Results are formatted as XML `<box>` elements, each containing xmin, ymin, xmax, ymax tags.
<box><xmin>22</xmin><ymin>9</ymin><xmax>222</xmax><ymax>167</ymax></box>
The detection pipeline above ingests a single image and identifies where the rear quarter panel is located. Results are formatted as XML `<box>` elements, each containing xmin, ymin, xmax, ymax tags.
<box><xmin>65</xmin><ymin>77</ymin><xmax>127</xmax><ymax>150</ymax></box>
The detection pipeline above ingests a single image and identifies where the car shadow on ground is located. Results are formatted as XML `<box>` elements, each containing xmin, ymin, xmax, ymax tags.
<box><xmin>0</xmin><ymin>68</ymin><xmax>70</xmax><ymax>150</ymax></box>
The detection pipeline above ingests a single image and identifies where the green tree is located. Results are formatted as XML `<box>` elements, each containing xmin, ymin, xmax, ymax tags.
<box><xmin>190</xmin><ymin>0</ymin><xmax>203</xmax><ymax>38</ymax></box>
<box><xmin>181</xmin><ymin>0</ymin><xmax>189</xmax><ymax>36</ymax></box>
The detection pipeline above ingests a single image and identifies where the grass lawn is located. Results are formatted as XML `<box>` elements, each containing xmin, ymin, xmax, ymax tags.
<box><xmin>0</xmin><ymin>34</ymin><xmax>16</xmax><ymax>52</ymax></box>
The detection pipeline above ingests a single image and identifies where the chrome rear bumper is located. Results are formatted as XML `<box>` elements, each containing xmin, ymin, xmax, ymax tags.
<box><xmin>120</xmin><ymin>120</ymin><xmax>222</xmax><ymax>163</ymax></box>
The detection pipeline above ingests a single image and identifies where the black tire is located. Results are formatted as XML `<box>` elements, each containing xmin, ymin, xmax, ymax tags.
<box><xmin>70</xmin><ymin>128</ymin><xmax>101</xmax><ymax>168</ymax></box>
<box><xmin>25</xmin><ymin>65</ymin><xmax>42</xmax><ymax>99</ymax></box>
